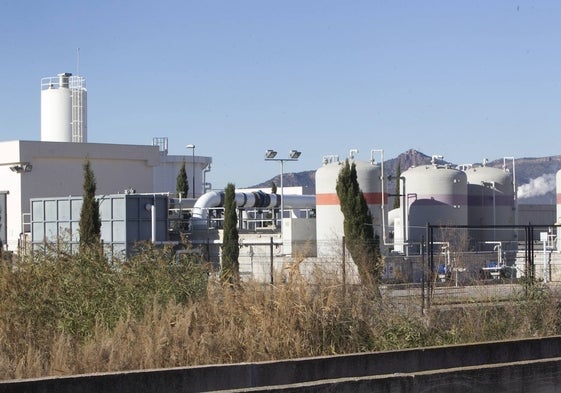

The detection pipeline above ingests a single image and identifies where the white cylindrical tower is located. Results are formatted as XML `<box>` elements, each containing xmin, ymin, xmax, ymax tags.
<box><xmin>315</xmin><ymin>157</ymin><xmax>386</xmax><ymax>258</ymax></box>
<box><xmin>40</xmin><ymin>73</ymin><xmax>88</xmax><ymax>143</ymax></box>
<box><xmin>41</xmin><ymin>73</ymin><xmax>72</xmax><ymax>142</ymax></box>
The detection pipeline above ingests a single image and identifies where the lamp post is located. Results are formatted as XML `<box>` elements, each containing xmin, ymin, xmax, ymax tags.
<box><xmin>264</xmin><ymin>149</ymin><xmax>301</xmax><ymax>238</ymax></box>
<box><xmin>186</xmin><ymin>144</ymin><xmax>196</xmax><ymax>198</ymax></box>
<box><xmin>482</xmin><ymin>181</ymin><xmax>496</xmax><ymax>241</ymax></box>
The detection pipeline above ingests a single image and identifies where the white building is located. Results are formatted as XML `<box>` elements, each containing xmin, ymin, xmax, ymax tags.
<box><xmin>0</xmin><ymin>139</ymin><xmax>210</xmax><ymax>251</ymax></box>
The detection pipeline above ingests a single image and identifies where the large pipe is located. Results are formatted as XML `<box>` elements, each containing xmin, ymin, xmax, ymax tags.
<box><xmin>191</xmin><ymin>190</ymin><xmax>315</xmax><ymax>226</ymax></box>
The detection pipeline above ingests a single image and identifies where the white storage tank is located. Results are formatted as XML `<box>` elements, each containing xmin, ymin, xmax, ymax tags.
<box><xmin>315</xmin><ymin>156</ymin><xmax>386</xmax><ymax>258</ymax></box>
<box><xmin>40</xmin><ymin>73</ymin><xmax>88</xmax><ymax>143</ymax></box>
<box><xmin>465</xmin><ymin>162</ymin><xmax>516</xmax><ymax>248</ymax></box>
<box><xmin>403</xmin><ymin>158</ymin><xmax>467</xmax><ymax>246</ymax></box>
<box><xmin>41</xmin><ymin>73</ymin><xmax>72</xmax><ymax>142</ymax></box>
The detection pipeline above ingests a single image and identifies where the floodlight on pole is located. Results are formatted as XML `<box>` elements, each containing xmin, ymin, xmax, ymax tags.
<box><xmin>289</xmin><ymin>150</ymin><xmax>301</xmax><ymax>159</ymax></box>
<box><xmin>264</xmin><ymin>149</ymin><xmax>302</xmax><ymax>242</ymax></box>
<box><xmin>265</xmin><ymin>149</ymin><xmax>277</xmax><ymax>159</ymax></box>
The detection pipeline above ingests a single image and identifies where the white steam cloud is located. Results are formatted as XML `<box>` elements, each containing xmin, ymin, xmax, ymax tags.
<box><xmin>517</xmin><ymin>173</ymin><xmax>556</xmax><ymax>199</ymax></box>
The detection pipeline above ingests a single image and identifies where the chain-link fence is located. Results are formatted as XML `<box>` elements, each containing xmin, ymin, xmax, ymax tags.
<box><xmin>419</xmin><ymin>223</ymin><xmax>560</xmax><ymax>309</ymax></box>
<box><xmin>190</xmin><ymin>223</ymin><xmax>560</xmax><ymax>312</ymax></box>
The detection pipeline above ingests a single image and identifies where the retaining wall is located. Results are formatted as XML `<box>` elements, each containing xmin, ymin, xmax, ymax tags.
<box><xmin>2</xmin><ymin>336</ymin><xmax>561</xmax><ymax>392</ymax></box>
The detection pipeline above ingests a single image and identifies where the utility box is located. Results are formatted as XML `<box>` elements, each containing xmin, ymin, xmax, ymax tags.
<box><xmin>282</xmin><ymin>217</ymin><xmax>317</xmax><ymax>257</ymax></box>
<box><xmin>30</xmin><ymin>193</ymin><xmax>168</xmax><ymax>258</ymax></box>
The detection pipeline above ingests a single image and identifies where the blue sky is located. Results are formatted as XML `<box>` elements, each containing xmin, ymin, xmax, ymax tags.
<box><xmin>0</xmin><ymin>1</ymin><xmax>560</xmax><ymax>189</ymax></box>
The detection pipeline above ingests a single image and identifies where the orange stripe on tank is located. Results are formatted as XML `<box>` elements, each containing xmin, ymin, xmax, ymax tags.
<box><xmin>316</xmin><ymin>193</ymin><xmax>340</xmax><ymax>205</ymax></box>
<box><xmin>317</xmin><ymin>192</ymin><xmax>388</xmax><ymax>205</ymax></box>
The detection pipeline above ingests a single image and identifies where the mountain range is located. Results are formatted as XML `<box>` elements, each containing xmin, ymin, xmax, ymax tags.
<box><xmin>251</xmin><ymin>149</ymin><xmax>561</xmax><ymax>205</ymax></box>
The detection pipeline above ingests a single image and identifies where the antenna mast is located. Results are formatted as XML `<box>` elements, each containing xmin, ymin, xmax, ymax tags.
<box><xmin>76</xmin><ymin>47</ymin><xmax>80</xmax><ymax>76</ymax></box>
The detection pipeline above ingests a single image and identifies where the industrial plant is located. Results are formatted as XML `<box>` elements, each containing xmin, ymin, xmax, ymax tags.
<box><xmin>2</xmin><ymin>72</ymin><xmax>561</xmax><ymax>286</ymax></box>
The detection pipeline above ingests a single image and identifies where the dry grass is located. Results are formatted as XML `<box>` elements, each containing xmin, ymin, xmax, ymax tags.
<box><xmin>1</xmin><ymin>245</ymin><xmax>561</xmax><ymax>381</ymax></box>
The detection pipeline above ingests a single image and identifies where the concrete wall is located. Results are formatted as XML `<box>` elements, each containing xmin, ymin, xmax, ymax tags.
<box><xmin>4</xmin><ymin>336</ymin><xmax>561</xmax><ymax>393</ymax></box>
<box><xmin>233</xmin><ymin>358</ymin><xmax>561</xmax><ymax>392</ymax></box>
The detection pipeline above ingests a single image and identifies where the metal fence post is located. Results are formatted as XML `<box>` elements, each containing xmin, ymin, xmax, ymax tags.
<box><xmin>270</xmin><ymin>236</ymin><xmax>274</xmax><ymax>285</ymax></box>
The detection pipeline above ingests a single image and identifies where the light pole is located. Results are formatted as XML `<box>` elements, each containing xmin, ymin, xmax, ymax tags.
<box><xmin>186</xmin><ymin>144</ymin><xmax>195</xmax><ymax>198</ymax></box>
<box><xmin>264</xmin><ymin>149</ymin><xmax>301</xmax><ymax>238</ymax></box>
<box><xmin>482</xmin><ymin>181</ymin><xmax>496</xmax><ymax>241</ymax></box>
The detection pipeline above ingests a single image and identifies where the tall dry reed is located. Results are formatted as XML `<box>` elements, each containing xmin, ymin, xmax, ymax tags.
<box><xmin>1</xmin><ymin>245</ymin><xmax>561</xmax><ymax>380</ymax></box>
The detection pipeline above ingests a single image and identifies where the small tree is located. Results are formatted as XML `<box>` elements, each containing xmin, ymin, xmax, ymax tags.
<box><xmin>176</xmin><ymin>161</ymin><xmax>189</xmax><ymax>198</ymax></box>
<box><xmin>220</xmin><ymin>183</ymin><xmax>240</xmax><ymax>284</ymax></box>
<box><xmin>336</xmin><ymin>160</ymin><xmax>381</xmax><ymax>288</ymax></box>
<box><xmin>79</xmin><ymin>159</ymin><xmax>101</xmax><ymax>251</ymax></box>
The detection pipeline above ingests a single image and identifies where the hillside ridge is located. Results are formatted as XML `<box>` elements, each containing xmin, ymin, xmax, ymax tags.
<box><xmin>250</xmin><ymin>150</ymin><xmax>561</xmax><ymax>204</ymax></box>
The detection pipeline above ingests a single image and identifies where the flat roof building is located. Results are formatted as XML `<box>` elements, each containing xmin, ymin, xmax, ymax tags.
<box><xmin>0</xmin><ymin>139</ymin><xmax>211</xmax><ymax>251</ymax></box>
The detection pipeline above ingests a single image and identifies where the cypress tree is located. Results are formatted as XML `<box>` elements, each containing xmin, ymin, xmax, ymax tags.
<box><xmin>270</xmin><ymin>182</ymin><xmax>278</xmax><ymax>226</ymax></box>
<box><xmin>176</xmin><ymin>161</ymin><xmax>189</xmax><ymax>198</ymax></box>
<box><xmin>220</xmin><ymin>183</ymin><xmax>240</xmax><ymax>284</ymax></box>
<box><xmin>336</xmin><ymin>160</ymin><xmax>381</xmax><ymax>287</ymax></box>
<box><xmin>79</xmin><ymin>159</ymin><xmax>101</xmax><ymax>251</ymax></box>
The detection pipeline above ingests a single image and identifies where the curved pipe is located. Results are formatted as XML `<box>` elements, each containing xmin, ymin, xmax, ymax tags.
<box><xmin>192</xmin><ymin>191</ymin><xmax>224</xmax><ymax>219</ymax></box>
<box><xmin>192</xmin><ymin>190</ymin><xmax>316</xmax><ymax>222</ymax></box>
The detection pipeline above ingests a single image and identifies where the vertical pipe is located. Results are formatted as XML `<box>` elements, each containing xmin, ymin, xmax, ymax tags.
<box><xmin>543</xmin><ymin>234</ymin><xmax>547</xmax><ymax>284</ymax></box>
<box><xmin>370</xmin><ymin>149</ymin><xmax>384</xmax><ymax>243</ymax></box>
<box><xmin>402</xmin><ymin>177</ymin><xmax>408</xmax><ymax>253</ymax></box>
<box><xmin>192</xmin><ymin>147</ymin><xmax>196</xmax><ymax>198</ymax></box>
<box><xmin>422</xmin><ymin>227</ymin><xmax>427</xmax><ymax>313</ymax></box>
<box><xmin>530</xmin><ymin>225</ymin><xmax>536</xmax><ymax>285</ymax></box>
<box><xmin>151</xmin><ymin>204</ymin><xmax>156</xmax><ymax>243</ymax></box>
<box><xmin>280</xmin><ymin>160</ymin><xmax>284</xmax><ymax>240</ymax></box>
<box><xmin>524</xmin><ymin>225</ymin><xmax>529</xmax><ymax>284</ymax></box>
<box><xmin>270</xmin><ymin>236</ymin><xmax>274</xmax><ymax>285</ymax></box>
<box><xmin>428</xmin><ymin>223</ymin><xmax>434</xmax><ymax>309</ymax></box>
<box><xmin>492</xmin><ymin>182</ymin><xmax>496</xmax><ymax>241</ymax></box>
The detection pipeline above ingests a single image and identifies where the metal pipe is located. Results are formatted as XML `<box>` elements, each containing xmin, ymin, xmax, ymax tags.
<box><xmin>191</xmin><ymin>190</ymin><xmax>315</xmax><ymax>226</ymax></box>
<box><xmin>503</xmin><ymin>157</ymin><xmax>517</xmax><ymax>226</ymax></box>
<box><xmin>203</xmin><ymin>164</ymin><xmax>212</xmax><ymax>193</ymax></box>
<box><xmin>370</xmin><ymin>149</ymin><xmax>385</xmax><ymax>241</ymax></box>
<box><xmin>151</xmin><ymin>204</ymin><xmax>156</xmax><ymax>243</ymax></box>
<box><xmin>186</xmin><ymin>144</ymin><xmax>196</xmax><ymax>198</ymax></box>
<box><xmin>280</xmin><ymin>160</ymin><xmax>284</xmax><ymax>233</ymax></box>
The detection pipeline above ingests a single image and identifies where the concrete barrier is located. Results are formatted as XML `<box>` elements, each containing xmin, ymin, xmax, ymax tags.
<box><xmin>2</xmin><ymin>336</ymin><xmax>561</xmax><ymax>392</ymax></box>
<box><xmin>227</xmin><ymin>358</ymin><xmax>561</xmax><ymax>393</ymax></box>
